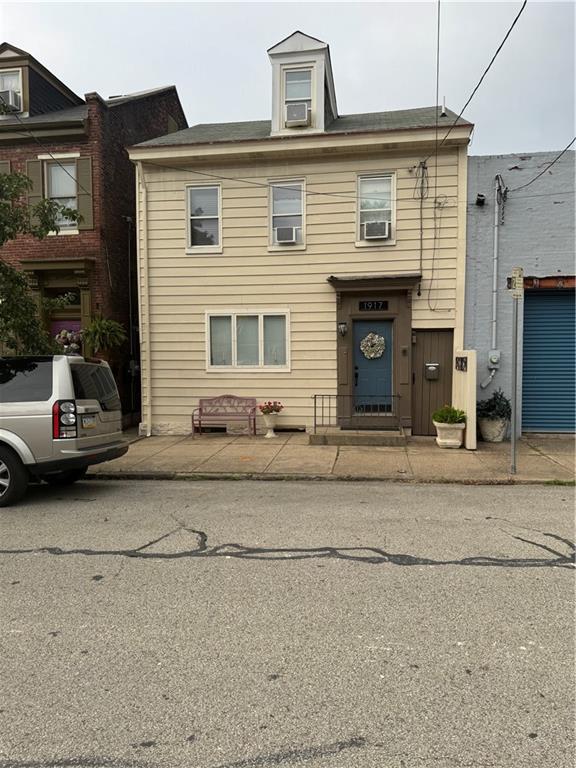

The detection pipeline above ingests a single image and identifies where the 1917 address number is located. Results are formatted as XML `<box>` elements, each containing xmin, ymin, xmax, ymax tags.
<box><xmin>359</xmin><ymin>300</ymin><xmax>388</xmax><ymax>311</ymax></box>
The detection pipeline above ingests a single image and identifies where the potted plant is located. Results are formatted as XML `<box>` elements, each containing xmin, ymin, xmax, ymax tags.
<box><xmin>432</xmin><ymin>405</ymin><xmax>466</xmax><ymax>449</ymax></box>
<box><xmin>477</xmin><ymin>388</ymin><xmax>511</xmax><ymax>442</ymax></box>
<box><xmin>54</xmin><ymin>328</ymin><xmax>83</xmax><ymax>355</ymax></box>
<box><xmin>81</xmin><ymin>318</ymin><xmax>127</xmax><ymax>359</ymax></box>
<box><xmin>258</xmin><ymin>401</ymin><xmax>284</xmax><ymax>438</ymax></box>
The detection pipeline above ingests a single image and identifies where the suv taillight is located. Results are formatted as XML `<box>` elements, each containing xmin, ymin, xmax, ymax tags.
<box><xmin>52</xmin><ymin>400</ymin><xmax>77</xmax><ymax>439</ymax></box>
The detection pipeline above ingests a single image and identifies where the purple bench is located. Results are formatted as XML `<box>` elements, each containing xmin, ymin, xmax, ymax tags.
<box><xmin>192</xmin><ymin>394</ymin><xmax>257</xmax><ymax>437</ymax></box>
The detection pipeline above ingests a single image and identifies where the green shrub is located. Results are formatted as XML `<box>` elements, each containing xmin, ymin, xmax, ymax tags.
<box><xmin>477</xmin><ymin>389</ymin><xmax>511</xmax><ymax>420</ymax></box>
<box><xmin>432</xmin><ymin>405</ymin><xmax>466</xmax><ymax>424</ymax></box>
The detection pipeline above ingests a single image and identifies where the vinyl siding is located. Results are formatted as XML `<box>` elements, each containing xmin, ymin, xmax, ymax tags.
<box><xmin>137</xmin><ymin>148</ymin><xmax>465</xmax><ymax>433</ymax></box>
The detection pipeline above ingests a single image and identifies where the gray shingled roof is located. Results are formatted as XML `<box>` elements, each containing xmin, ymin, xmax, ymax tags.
<box><xmin>105</xmin><ymin>86</ymin><xmax>176</xmax><ymax>107</ymax></box>
<box><xmin>0</xmin><ymin>104</ymin><xmax>87</xmax><ymax>128</ymax></box>
<box><xmin>136</xmin><ymin>106</ymin><xmax>471</xmax><ymax>148</ymax></box>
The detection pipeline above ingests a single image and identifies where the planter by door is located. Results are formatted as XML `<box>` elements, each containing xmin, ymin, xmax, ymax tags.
<box><xmin>263</xmin><ymin>414</ymin><xmax>278</xmax><ymax>438</ymax></box>
<box><xmin>433</xmin><ymin>421</ymin><xmax>465</xmax><ymax>449</ymax></box>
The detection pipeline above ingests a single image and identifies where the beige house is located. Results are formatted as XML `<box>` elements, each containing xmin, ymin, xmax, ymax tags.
<box><xmin>129</xmin><ymin>32</ymin><xmax>474</xmax><ymax>438</ymax></box>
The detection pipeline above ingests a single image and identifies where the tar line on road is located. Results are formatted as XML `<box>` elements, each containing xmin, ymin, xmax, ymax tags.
<box><xmin>0</xmin><ymin>519</ymin><xmax>573</xmax><ymax>569</ymax></box>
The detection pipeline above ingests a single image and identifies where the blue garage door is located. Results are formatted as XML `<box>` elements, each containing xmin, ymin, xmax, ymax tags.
<box><xmin>522</xmin><ymin>290</ymin><xmax>575</xmax><ymax>432</ymax></box>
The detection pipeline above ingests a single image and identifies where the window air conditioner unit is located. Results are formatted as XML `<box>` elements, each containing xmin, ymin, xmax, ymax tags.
<box><xmin>364</xmin><ymin>220</ymin><xmax>391</xmax><ymax>240</ymax></box>
<box><xmin>275</xmin><ymin>226</ymin><xmax>297</xmax><ymax>245</ymax></box>
<box><xmin>285</xmin><ymin>102</ymin><xmax>310</xmax><ymax>128</ymax></box>
<box><xmin>0</xmin><ymin>89</ymin><xmax>20</xmax><ymax>112</ymax></box>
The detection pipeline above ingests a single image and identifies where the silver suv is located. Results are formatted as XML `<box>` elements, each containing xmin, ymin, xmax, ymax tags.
<box><xmin>0</xmin><ymin>355</ymin><xmax>129</xmax><ymax>506</ymax></box>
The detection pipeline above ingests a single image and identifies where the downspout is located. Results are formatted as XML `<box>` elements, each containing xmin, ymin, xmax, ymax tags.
<box><xmin>136</xmin><ymin>162</ymin><xmax>152</xmax><ymax>436</ymax></box>
<box><xmin>490</xmin><ymin>173</ymin><xmax>502</xmax><ymax>351</ymax></box>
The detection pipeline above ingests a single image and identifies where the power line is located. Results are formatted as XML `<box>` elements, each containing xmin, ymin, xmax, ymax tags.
<box><xmin>423</xmin><ymin>0</ymin><xmax>528</xmax><ymax>162</ymax></box>
<box><xmin>429</xmin><ymin>0</ymin><xmax>443</xmax><ymax>309</ymax></box>
<box><xmin>508</xmin><ymin>138</ymin><xmax>576</xmax><ymax>192</ymax></box>
<box><xmin>141</xmin><ymin>159</ymin><xmax>575</xmax><ymax>206</ymax></box>
<box><xmin>145</xmin><ymin>159</ymin><xmax>399</xmax><ymax>205</ymax></box>
<box><xmin>466</xmin><ymin>189</ymin><xmax>574</xmax><ymax>204</ymax></box>
<box><xmin>0</xmin><ymin>95</ymin><xmax>91</xmax><ymax>197</ymax></box>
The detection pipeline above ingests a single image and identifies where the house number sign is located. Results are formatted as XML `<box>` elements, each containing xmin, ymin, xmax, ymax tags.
<box><xmin>359</xmin><ymin>300</ymin><xmax>388</xmax><ymax>311</ymax></box>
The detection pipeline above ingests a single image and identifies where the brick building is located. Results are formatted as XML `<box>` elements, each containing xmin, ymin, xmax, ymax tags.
<box><xmin>0</xmin><ymin>42</ymin><xmax>187</xmax><ymax>412</ymax></box>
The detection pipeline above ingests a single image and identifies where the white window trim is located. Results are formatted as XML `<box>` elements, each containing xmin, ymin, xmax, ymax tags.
<box><xmin>355</xmin><ymin>172</ymin><xmax>397</xmax><ymax>248</ymax></box>
<box><xmin>0</xmin><ymin>68</ymin><xmax>23</xmax><ymax>114</ymax></box>
<box><xmin>47</xmin><ymin>229</ymin><xmax>79</xmax><ymax>237</ymax></box>
<box><xmin>205</xmin><ymin>309</ymin><xmax>291</xmax><ymax>372</ymax></box>
<box><xmin>281</xmin><ymin>63</ymin><xmax>315</xmax><ymax>130</ymax></box>
<box><xmin>44</xmin><ymin>158</ymin><xmax>79</xmax><ymax>236</ymax></box>
<box><xmin>186</xmin><ymin>183</ymin><xmax>223</xmax><ymax>254</ymax></box>
<box><xmin>268</xmin><ymin>178</ymin><xmax>306</xmax><ymax>252</ymax></box>
<box><xmin>37</xmin><ymin>152</ymin><xmax>80</xmax><ymax>160</ymax></box>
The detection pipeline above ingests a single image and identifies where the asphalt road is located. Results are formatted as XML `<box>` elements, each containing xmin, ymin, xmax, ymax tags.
<box><xmin>0</xmin><ymin>480</ymin><xmax>574</xmax><ymax>768</ymax></box>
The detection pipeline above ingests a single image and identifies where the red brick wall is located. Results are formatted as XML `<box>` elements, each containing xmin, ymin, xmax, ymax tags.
<box><xmin>0</xmin><ymin>89</ymin><xmax>186</xmax><ymax>327</ymax></box>
<box><xmin>0</xmin><ymin>86</ymin><xmax>187</xmax><ymax>411</ymax></box>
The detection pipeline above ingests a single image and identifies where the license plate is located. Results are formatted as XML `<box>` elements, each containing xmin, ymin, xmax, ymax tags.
<box><xmin>82</xmin><ymin>415</ymin><xmax>96</xmax><ymax>429</ymax></box>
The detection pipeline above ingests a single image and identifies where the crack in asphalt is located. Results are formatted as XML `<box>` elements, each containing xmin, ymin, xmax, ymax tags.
<box><xmin>0</xmin><ymin>525</ymin><xmax>573</xmax><ymax>568</ymax></box>
<box><xmin>0</xmin><ymin>736</ymin><xmax>368</xmax><ymax>768</ymax></box>
<box><xmin>0</xmin><ymin>760</ymin><xmax>146</xmax><ymax>768</ymax></box>
<box><xmin>212</xmin><ymin>735</ymin><xmax>367</xmax><ymax>767</ymax></box>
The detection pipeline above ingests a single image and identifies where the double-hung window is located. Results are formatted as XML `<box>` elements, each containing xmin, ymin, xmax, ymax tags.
<box><xmin>284</xmin><ymin>68</ymin><xmax>312</xmax><ymax>115</ymax></box>
<box><xmin>187</xmin><ymin>185</ymin><xmax>221</xmax><ymax>249</ymax></box>
<box><xmin>358</xmin><ymin>174</ymin><xmax>394</xmax><ymax>242</ymax></box>
<box><xmin>46</xmin><ymin>161</ymin><xmax>77</xmax><ymax>229</ymax></box>
<box><xmin>207</xmin><ymin>312</ymin><xmax>289</xmax><ymax>370</ymax></box>
<box><xmin>270</xmin><ymin>181</ymin><xmax>304</xmax><ymax>246</ymax></box>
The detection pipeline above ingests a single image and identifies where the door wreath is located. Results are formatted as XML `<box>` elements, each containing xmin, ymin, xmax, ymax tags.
<box><xmin>360</xmin><ymin>332</ymin><xmax>386</xmax><ymax>359</ymax></box>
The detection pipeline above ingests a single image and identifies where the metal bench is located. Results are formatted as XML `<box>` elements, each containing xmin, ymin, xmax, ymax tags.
<box><xmin>192</xmin><ymin>394</ymin><xmax>257</xmax><ymax>437</ymax></box>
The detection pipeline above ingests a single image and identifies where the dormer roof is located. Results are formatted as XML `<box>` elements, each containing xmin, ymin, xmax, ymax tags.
<box><xmin>267</xmin><ymin>30</ymin><xmax>338</xmax><ymax>135</ymax></box>
<box><xmin>0</xmin><ymin>41</ymin><xmax>84</xmax><ymax>107</ymax></box>
<box><xmin>267</xmin><ymin>31</ymin><xmax>328</xmax><ymax>55</ymax></box>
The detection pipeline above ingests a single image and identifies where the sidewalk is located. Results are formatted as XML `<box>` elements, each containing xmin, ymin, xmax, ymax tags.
<box><xmin>89</xmin><ymin>432</ymin><xmax>575</xmax><ymax>485</ymax></box>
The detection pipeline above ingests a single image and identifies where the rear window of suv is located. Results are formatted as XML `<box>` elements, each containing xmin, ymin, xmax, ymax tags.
<box><xmin>71</xmin><ymin>363</ymin><xmax>121</xmax><ymax>412</ymax></box>
<box><xmin>0</xmin><ymin>358</ymin><xmax>53</xmax><ymax>403</ymax></box>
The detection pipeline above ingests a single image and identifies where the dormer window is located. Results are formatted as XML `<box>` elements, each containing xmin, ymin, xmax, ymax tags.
<box><xmin>0</xmin><ymin>69</ymin><xmax>22</xmax><ymax>112</ymax></box>
<box><xmin>268</xmin><ymin>32</ymin><xmax>338</xmax><ymax>136</ymax></box>
<box><xmin>284</xmin><ymin>69</ymin><xmax>312</xmax><ymax>127</ymax></box>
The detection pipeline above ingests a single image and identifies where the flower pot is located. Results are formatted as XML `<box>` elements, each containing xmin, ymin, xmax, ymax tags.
<box><xmin>478</xmin><ymin>417</ymin><xmax>509</xmax><ymax>443</ymax></box>
<box><xmin>262</xmin><ymin>413</ymin><xmax>278</xmax><ymax>439</ymax></box>
<box><xmin>433</xmin><ymin>420</ymin><xmax>465</xmax><ymax>449</ymax></box>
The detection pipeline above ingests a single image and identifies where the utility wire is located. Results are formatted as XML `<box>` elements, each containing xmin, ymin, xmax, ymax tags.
<box><xmin>422</xmin><ymin>0</ymin><xmax>528</xmax><ymax>162</ymax></box>
<box><xmin>466</xmin><ymin>189</ymin><xmax>574</xmax><ymax>204</ymax></box>
<box><xmin>428</xmin><ymin>0</ymin><xmax>446</xmax><ymax>310</ymax></box>
<box><xmin>145</xmin><ymin>159</ymin><xmax>398</xmax><ymax>205</ymax></box>
<box><xmin>508</xmin><ymin>137</ymin><xmax>576</xmax><ymax>192</ymax></box>
<box><xmin>0</xmin><ymin>94</ymin><xmax>92</xmax><ymax>197</ymax></box>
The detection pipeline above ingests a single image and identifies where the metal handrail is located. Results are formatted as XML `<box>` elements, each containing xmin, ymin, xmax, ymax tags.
<box><xmin>312</xmin><ymin>393</ymin><xmax>402</xmax><ymax>433</ymax></box>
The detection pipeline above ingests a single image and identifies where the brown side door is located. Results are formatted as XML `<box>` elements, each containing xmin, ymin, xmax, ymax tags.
<box><xmin>412</xmin><ymin>330</ymin><xmax>454</xmax><ymax>435</ymax></box>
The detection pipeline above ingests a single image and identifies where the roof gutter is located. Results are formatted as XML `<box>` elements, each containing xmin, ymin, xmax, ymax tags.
<box><xmin>128</xmin><ymin>124</ymin><xmax>473</xmax><ymax>162</ymax></box>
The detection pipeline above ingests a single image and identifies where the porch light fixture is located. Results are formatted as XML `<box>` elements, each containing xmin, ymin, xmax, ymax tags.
<box><xmin>337</xmin><ymin>321</ymin><xmax>348</xmax><ymax>337</ymax></box>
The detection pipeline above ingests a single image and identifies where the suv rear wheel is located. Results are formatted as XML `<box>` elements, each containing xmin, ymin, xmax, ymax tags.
<box><xmin>42</xmin><ymin>467</ymin><xmax>88</xmax><ymax>486</ymax></box>
<box><xmin>0</xmin><ymin>447</ymin><xmax>28</xmax><ymax>508</ymax></box>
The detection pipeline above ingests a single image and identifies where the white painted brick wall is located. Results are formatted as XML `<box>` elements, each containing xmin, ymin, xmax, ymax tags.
<box><xmin>465</xmin><ymin>151</ymin><xmax>575</xmax><ymax>429</ymax></box>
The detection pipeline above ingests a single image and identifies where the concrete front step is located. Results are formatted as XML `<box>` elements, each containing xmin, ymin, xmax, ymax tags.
<box><xmin>309</xmin><ymin>429</ymin><xmax>407</xmax><ymax>447</ymax></box>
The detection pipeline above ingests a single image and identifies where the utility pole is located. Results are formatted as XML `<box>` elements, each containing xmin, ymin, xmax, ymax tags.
<box><xmin>509</xmin><ymin>267</ymin><xmax>524</xmax><ymax>475</ymax></box>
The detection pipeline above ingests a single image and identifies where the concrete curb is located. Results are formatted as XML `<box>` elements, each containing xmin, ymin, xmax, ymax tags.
<box><xmin>86</xmin><ymin>471</ymin><xmax>575</xmax><ymax>486</ymax></box>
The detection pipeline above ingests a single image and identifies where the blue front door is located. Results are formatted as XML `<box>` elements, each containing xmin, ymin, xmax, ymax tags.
<box><xmin>353</xmin><ymin>320</ymin><xmax>393</xmax><ymax>414</ymax></box>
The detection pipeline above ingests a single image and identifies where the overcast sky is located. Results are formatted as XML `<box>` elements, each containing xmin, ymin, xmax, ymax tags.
<box><xmin>1</xmin><ymin>1</ymin><xmax>574</xmax><ymax>154</ymax></box>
